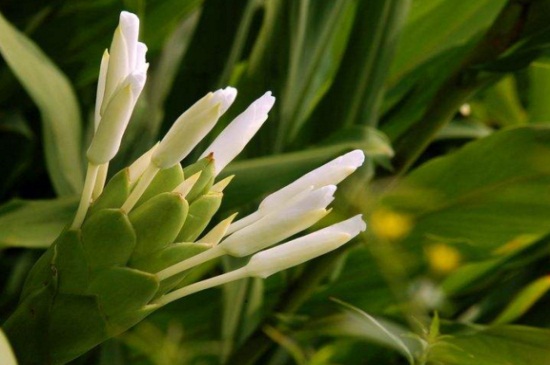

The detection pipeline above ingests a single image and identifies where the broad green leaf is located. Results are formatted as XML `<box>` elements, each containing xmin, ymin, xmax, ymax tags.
<box><xmin>492</xmin><ymin>276</ymin><xmax>550</xmax><ymax>325</ymax></box>
<box><xmin>0</xmin><ymin>12</ymin><xmax>83</xmax><ymax>196</ymax></box>
<box><xmin>0</xmin><ymin>328</ymin><xmax>18</xmax><ymax>365</ymax></box>
<box><xmin>380</xmin><ymin>126</ymin><xmax>550</xmax><ymax>256</ymax></box>
<box><xmin>0</xmin><ymin>198</ymin><xmax>77</xmax><ymax>249</ymax></box>
<box><xmin>429</xmin><ymin>324</ymin><xmax>550</xmax><ymax>365</ymax></box>
<box><xmin>388</xmin><ymin>0</ymin><xmax>507</xmax><ymax>86</ymax></box>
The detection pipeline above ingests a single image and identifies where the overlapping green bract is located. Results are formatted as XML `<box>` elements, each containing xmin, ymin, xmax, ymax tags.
<box><xmin>3</xmin><ymin>157</ymin><xmax>218</xmax><ymax>365</ymax></box>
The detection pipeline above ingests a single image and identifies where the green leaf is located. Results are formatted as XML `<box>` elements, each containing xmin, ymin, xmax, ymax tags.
<box><xmin>528</xmin><ymin>59</ymin><xmax>550</xmax><ymax>123</ymax></box>
<box><xmin>380</xmin><ymin>126</ymin><xmax>550</xmax><ymax>256</ymax></box>
<box><xmin>301</xmin><ymin>299</ymin><xmax>421</xmax><ymax>364</ymax></box>
<box><xmin>470</xmin><ymin>76</ymin><xmax>527</xmax><ymax>127</ymax></box>
<box><xmin>388</xmin><ymin>0</ymin><xmax>507</xmax><ymax>86</ymax></box>
<box><xmin>0</xmin><ymin>11</ymin><xmax>83</xmax><ymax>196</ymax></box>
<box><xmin>429</xmin><ymin>324</ymin><xmax>550</xmax><ymax>365</ymax></box>
<box><xmin>492</xmin><ymin>276</ymin><xmax>550</xmax><ymax>325</ymax></box>
<box><xmin>278</xmin><ymin>0</ymin><xmax>357</xmax><ymax>146</ymax></box>
<box><xmin>309</xmin><ymin>0</ymin><xmax>410</xmax><ymax>135</ymax></box>
<box><xmin>0</xmin><ymin>198</ymin><xmax>78</xmax><ymax>249</ymax></box>
<box><xmin>0</xmin><ymin>328</ymin><xmax>18</xmax><ymax>365</ymax></box>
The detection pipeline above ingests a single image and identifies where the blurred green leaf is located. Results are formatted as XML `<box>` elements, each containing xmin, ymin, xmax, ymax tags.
<box><xmin>0</xmin><ymin>11</ymin><xmax>83</xmax><ymax>196</ymax></box>
<box><xmin>492</xmin><ymin>276</ymin><xmax>550</xmax><ymax>325</ymax></box>
<box><xmin>388</xmin><ymin>0</ymin><xmax>507</xmax><ymax>86</ymax></box>
<box><xmin>442</xmin><ymin>233</ymin><xmax>550</xmax><ymax>295</ymax></box>
<box><xmin>429</xmin><ymin>324</ymin><xmax>550</xmax><ymax>365</ymax></box>
<box><xmin>0</xmin><ymin>197</ymin><xmax>77</xmax><ymax>249</ymax></box>
<box><xmin>300</xmin><ymin>299</ymin><xmax>421</xmax><ymax>364</ymax></box>
<box><xmin>471</xmin><ymin>76</ymin><xmax>527</xmax><ymax>127</ymax></box>
<box><xmin>528</xmin><ymin>59</ymin><xmax>550</xmax><ymax>123</ymax></box>
<box><xmin>0</xmin><ymin>328</ymin><xmax>18</xmax><ymax>365</ymax></box>
<box><xmin>381</xmin><ymin>126</ymin><xmax>550</xmax><ymax>256</ymax></box>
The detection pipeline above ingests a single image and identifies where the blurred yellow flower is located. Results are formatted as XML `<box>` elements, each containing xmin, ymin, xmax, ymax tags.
<box><xmin>425</xmin><ymin>243</ymin><xmax>461</xmax><ymax>274</ymax></box>
<box><xmin>370</xmin><ymin>208</ymin><xmax>412</xmax><ymax>240</ymax></box>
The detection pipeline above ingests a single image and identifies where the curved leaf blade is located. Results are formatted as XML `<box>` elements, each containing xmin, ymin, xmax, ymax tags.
<box><xmin>0</xmin><ymin>12</ymin><xmax>83</xmax><ymax>196</ymax></box>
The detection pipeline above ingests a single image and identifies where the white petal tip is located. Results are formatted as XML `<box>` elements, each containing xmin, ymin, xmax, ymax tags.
<box><xmin>343</xmin><ymin>150</ymin><xmax>365</xmax><ymax>168</ymax></box>
<box><xmin>328</xmin><ymin>215</ymin><xmax>366</xmax><ymax>237</ymax></box>
<box><xmin>120</xmin><ymin>11</ymin><xmax>139</xmax><ymax>25</ymax></box>
<box><xmin>213</xmin><ymin>87</ymin><xmax>238</xmax><ymax>114</ymax></box>
<box><xmin>256</xmin><ymin>92</ymin><xmax>276</xmax><ymax>114</ymax></box>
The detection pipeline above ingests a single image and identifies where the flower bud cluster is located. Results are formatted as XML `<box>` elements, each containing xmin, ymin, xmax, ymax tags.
<box><xmin>6</xmin><ymin>11</ymin><xmax>368</xmax><ymax>364</ymax></box>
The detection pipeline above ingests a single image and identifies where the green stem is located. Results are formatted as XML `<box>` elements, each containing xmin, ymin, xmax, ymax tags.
<box><xmin>393</xmin><ymin>0</ymin><xmax>530</xmax><ymax>173</ymax></box>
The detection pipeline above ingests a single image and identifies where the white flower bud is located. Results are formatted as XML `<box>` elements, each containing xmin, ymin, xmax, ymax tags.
<box><xmin>218</xmin><ymin>185</ymin><xmax>336</xmax><ymax>257</ymax></box>
<box><xmin>87</xmin><ymin>73</ymin><xmax>146</xmax><ymax>164</ymax></box>
<box><xmin>200</xmin><ymin>92</ymin><xmax>275</xmax><ymax>175</ymax></box>
<box><xmin>227</xmin><ymin>150</ymin><xmax>365</xmax><ymax>235</ymax></box>
<box><xmin>88</xmin><ymin>11</ymin><xmax>148</xmax><ymax>165</ymax></box>
<box><xmin>245</xmin><ymin>215</ymin><xmax>366</xmax><ymax>278</ymax></box>
<box><xmin>261</xmin><ymin>150</ymin><xmax>364</xmax><ymax>211</ymax></box>
<box><xmin>151</xmin><ymin>87</ymin><xmax>236</xmax><ymax>169</ymax></box>
<box><xmin>102</xmin><ymin>11</ymin><xmax>141</xmax><ymax>108</ymax></box>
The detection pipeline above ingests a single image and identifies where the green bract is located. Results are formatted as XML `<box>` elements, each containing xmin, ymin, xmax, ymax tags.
<box><xmin>4</xmin><ymin>159</ymin><xmax>215</xmax><ymax>364</ymax></box>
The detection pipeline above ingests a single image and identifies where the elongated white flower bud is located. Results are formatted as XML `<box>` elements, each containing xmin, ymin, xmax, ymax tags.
<box><xmin>87</xmin><ymin>73</ymin><xmax>146</xmax><ymax>164</ymax></box>
<box><xmin>218</xmin><ymin>185</ymin><xmax>336</xmax><ymax>257</ymax></box>
<box><xmin>261</xmin><ymin>150</ymin><xmax>364</xmax><ymax>211</ymax></box>
<box><xmin>151</xmin><ymin>87</ymin><xmax>236</xmax><ymax>169</ymax></box>
<box><xmin>102</xmin><ymin>11</ymin><xmax>141</xmax><ymax>108</ymax></box>
<box><xmin>227</xmin><ymin>150</ymin><xmax>365</xmax><ymax>234</ymax></box>
<box><xmin>245</xmin><ymin>215</ymin><xmax>366</xmax><ymax>278</ymax></box>
<box><xmin>199</xmin><ymin>92</ymin><xmax>275</xmax><ymax>175</ymax></box>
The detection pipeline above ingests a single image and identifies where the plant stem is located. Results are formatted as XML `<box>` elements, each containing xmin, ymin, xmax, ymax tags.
<box><xmin>393</xmin><ymin>0</ymin><xmax>530</xmax><ymax>173</ymax></box>
<box><xmin>156</xmin><ymin>246</ymin><xmax>225</xmax><ymax>280</ymax></box>
<box><xmin>157</xmin><ymin>267</ymin><xmax>248</xmax><ymax>305</ymax></box>
<box><xmin>71</xmin><ymin>163</ymin><xmax>99</xmax><ymax>229</ymax></box>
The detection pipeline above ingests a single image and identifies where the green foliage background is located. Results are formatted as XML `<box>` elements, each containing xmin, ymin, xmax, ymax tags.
<box><xmin>1</xmin><ymin>0</ymin><xmax>550</xmax><ymax>364</ymax></box>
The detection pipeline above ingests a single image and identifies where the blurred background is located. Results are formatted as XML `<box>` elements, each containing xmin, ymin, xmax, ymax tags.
<box><xmin>1</xmin><ymin>0</ymin><xmax>550</xmax><ymax>364</ymax></box>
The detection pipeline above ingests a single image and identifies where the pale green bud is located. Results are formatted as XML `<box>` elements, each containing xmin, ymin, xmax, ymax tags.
<box><xmin>152</xmin><ymin>87</ymin><xmax>236</xmax><ymax>169</ymax></box>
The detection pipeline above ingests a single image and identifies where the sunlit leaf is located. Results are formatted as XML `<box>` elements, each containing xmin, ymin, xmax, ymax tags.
<box><xmin>0</xmin><ymin>11</ymin><xmax>83</xmax><ymax>196</ymax></box>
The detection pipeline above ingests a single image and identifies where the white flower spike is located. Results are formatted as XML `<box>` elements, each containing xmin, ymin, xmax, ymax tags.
<box><xmin>200</xmin><ymin>91</ymin><xmax>275</xmax><ymax>175</ymax></box>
